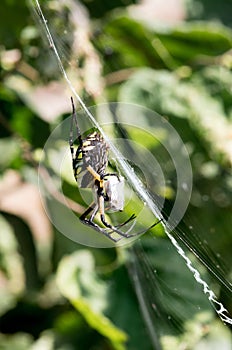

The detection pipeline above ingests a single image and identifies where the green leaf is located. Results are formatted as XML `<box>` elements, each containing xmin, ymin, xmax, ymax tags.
<box><xmin>96</xmin><ymin>17</ymin><xmax>232</xmax><ymax>72</ymax></box>
<box><xmin>0</xmin><ymin>214</ymin><xmax>25</xmax><ymax>316</ymax></box>
<box><xmin>56</xmin><ymin>250</ymin><xmax>128</xmax><ymax>350</ymax></box>
<box><xmin>0</xmin><ymin>137</ymin><xmax>21</xmax><ymax>169</ymax></box>
<box><xmin>119</xmin><ymin>68</ymin><xmax>232</xmax><ymax>165</ymax></box>
<box><xmin>156</xmin><ymin>22</ymin><xmax>232</xmax><ymax>61</ymax></box>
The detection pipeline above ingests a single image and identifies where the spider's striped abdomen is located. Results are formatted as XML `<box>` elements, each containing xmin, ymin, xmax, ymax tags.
<box><xmin>74</xmin><ymin>131</ymin><xmax>108</xmax><ymax>188</ymax></box>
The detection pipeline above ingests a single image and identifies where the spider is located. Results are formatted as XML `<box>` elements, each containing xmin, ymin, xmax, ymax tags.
<box><xmin>69</xmin><ymin>97</ymin><xmax>161</xmax><ymax>242</ymax></box>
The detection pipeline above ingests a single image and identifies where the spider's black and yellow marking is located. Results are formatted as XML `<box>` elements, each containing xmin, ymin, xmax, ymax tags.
<box><xmin>72</xmin><ymin>130</ymin><xmax>108</xmax><ymax>188</ymax></box>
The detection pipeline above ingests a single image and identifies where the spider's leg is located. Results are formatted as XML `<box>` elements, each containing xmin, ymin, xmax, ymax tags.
<box><xmin>103</xmin><ymin>173</ymin><xmax>120</xmax><ymax>181</ymax></box>
<box><xmin>79</xmin><ymin>166</ymin><xmax>160</xmax><ymax>241</ymax></box>
<box><xmin>82</xmin><ymin>221</ymin><xmax>123</xmax><ymax>242</ymax></box>
<box><xmin>99</xmin><ymin>194</ymin><xmax>115</xmax><ymax>229</ymax></box>
<box><xmin>79</xmin><ymin>194</ymin><xmax>161</xmax><ymax>241</ymax></box>
<box><xmin>80</xmin><ymin>205</ymin><xmax>123</xmax><ymax>243</ymax></box>
<box><xmin>98</xmin><ymin>194</ymin><xmax>137</xmax><ymax>238</ymax></box>
<box><xmin>104</xmin><ymin>212</ymin><xmax>162</xmax><ymax>238</ymax></box>
<box><xmin>79</xmin><ymin>201</ymin><xmax>106</xmax><ymax>234</ymax></box>
<box><xmin>86</xmin><ymin>165</ymin><xmax>101</xmax><ymax>182</ymax></box>
<box><xmin>115</xmin><ymin>213</ymin><xmax>136</xmax><ymax>228</ymax></box>
<box><xmin>127</xmin><ymin>218</ymin><xmax>162</xmax><ymax>237</ymax></box>
<box><xmin>78</xmin><ymin>194</ymin><xmax>123</xmax><ymax>242</ymax></box>
<box><xmin>79</xmin><ymin>201</ymin><xmax>95</xmax><ymax>222</ymax></box>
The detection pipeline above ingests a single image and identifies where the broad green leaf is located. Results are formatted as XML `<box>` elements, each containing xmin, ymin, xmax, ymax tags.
<box><xmin>56</xmin><ymin>250</ymin><xmax>127</xmax><ymax>350</ymax></box>
<box><xmin>156</xmin><ymin>22</ymin><xmax>232</xmax><ymax>60</ymax></box>
<box><xmin>96</xmin><ymin>17</ymin><xmax>232</xmax><ymax>71</ymax></box>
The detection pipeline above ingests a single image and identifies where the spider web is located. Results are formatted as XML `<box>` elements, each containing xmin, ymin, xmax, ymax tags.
<box><xmin>29</xmin><ymin>0</ymin><xmax>232</xmax><ymax>342</ymax></box>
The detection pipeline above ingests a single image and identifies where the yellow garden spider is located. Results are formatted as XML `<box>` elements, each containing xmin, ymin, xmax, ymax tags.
<box><xmin>69</xmin><ymin>97</ymin><xmax>160</xmax><ymax>242</ymax></box>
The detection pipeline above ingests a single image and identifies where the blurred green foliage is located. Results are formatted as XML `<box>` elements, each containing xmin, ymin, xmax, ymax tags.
<box><xmin>0</xmin><ymin>0</ymin><xmax>232</xmax><ymax>349</ymax></box>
